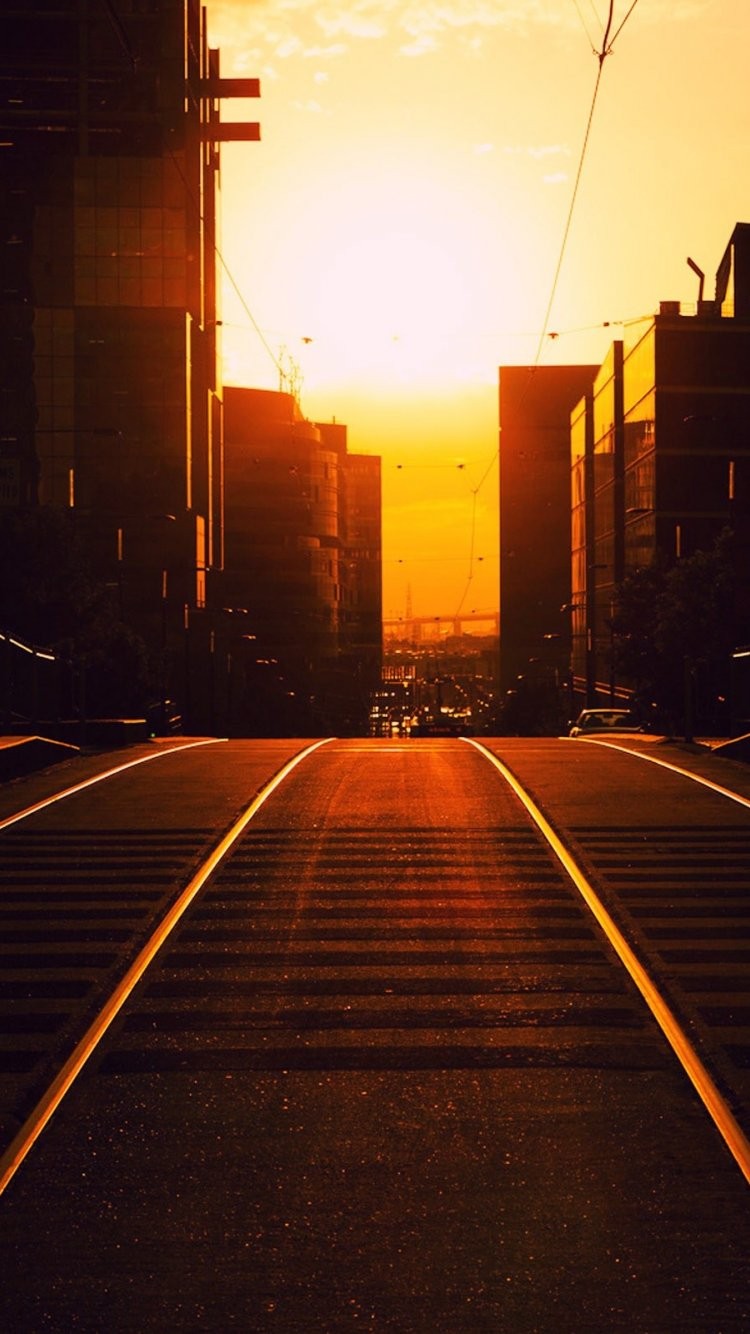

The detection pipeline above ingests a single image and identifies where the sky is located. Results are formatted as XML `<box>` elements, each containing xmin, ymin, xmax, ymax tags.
<box><xmin>205</xmin><ymin>0</ymin><xmax>750</xmax><ymax>623</ymax></box>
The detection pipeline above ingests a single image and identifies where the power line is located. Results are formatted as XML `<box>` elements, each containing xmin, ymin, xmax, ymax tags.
<box><xmin>165</xmin><ymin>147</ymin><xmax>283</xmax><ymax>382</ymax></box>
<box><xmin>531</xmin><ymin>64</ymin><xmax>604</xmax><ymax>369</ymax></box>
<box><xmin>531</xmin><ymin>0</ymin><xmax>641</xmax><ymax>371</ymax></box>
<box><xmin>570</xmin><ymin>0</ymin><xmax>600</xmax><ymax>52</ymax></box>
<box><xmin>608</xmin><ymin>0</ymin><xmax>642</xmax><ymax>50</ymax></box>
<box><xmin>216</xmin><ymin>241</ymin><xmax>282</xmax><ymax>378</ymax></box>
<box><xmin>451</xmin><ymin>448</ymin><xmax>500</xmax><ymax>619</ymax></box>
<box><xmin>485</xmin><ymin>2</ymin><xmax>641</xmax><ymax>622</ymax></box>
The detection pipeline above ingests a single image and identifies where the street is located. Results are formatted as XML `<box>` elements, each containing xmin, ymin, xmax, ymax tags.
<box><xmin>0</xmin><ymin>736</ymin><xmax>748</xmax><ymax>1331</ymax></box>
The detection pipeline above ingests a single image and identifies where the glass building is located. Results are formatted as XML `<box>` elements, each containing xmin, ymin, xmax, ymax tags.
<box><xmin>569</xmin><ymin>222</ymin><xmax>750</xmax><ymax>717</ymax></box>
<box><xmin>570</xmin><ymin>342</ymin><xmax>625</xmax><ymax>703</ymax></box>
<box><xmin>498</xmin><ymin>364</ymin><xmax>597</xmax><ymax>701</ymax></box>
<box><xmin>222</xmin><ymin>387</ymin><xmax>382</xmax><ymax>736</ymax></box>
<box><xmin>0</xmin><ymin>0</ymin><xmax>260</xmax><ymax>728</ymax></box>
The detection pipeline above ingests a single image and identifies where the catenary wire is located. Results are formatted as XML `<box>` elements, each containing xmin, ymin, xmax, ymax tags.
<box><xmin>531</xmin><ymin>0</ymin><xmax>642</xmax><ymax>371</ymax></box>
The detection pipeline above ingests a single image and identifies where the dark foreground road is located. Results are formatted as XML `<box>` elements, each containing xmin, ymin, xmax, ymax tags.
<box><xmin>0</xmin><ymin>736</ymin><xmax>748</xmax><ymax>1332</ymax></box>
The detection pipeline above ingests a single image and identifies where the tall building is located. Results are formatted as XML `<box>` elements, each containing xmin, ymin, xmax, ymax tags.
<box><xmin>498</xmin><ymin>364</ymin><xmax>597</xmax><ymax>698</ymax></box>
<box><xmin>570</xmin><ymin>342</ymin><xmax>624</xmax><ymax>703</ymax></box>
<box><xmin>335</xmin><ymin>446</ymin><xmax>382</xmax><ymax>707</ymax></box>
<box><xmin>570</xmin><ymin>221</ymin><xmax>750</xmax><ymax>721</ymax></box>
<box><xmin>222</xmin><ymin>387</ymin><xmax>381</xmax><ymax>735</ymax></box>
<box><xmin>0</xmin><ymin>0</ymin><xmax>259</xmax><ymax>728</ymax></box>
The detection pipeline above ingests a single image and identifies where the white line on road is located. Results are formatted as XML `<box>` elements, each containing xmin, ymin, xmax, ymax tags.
<box><xmin>570</xmin><ymin>737</ymin><xmax>750</xmax><ymax>810</ymax></box>
<box><xmin>0</xmin><ymin>738</ymin><xmax>227</xmax><ymax>831</ymax></box>
<box><xmin>0</xmin><ymin>737</ymin><xmax>334</xmax><ymax>1197</ymax></box>
<box><xmin>463</xmin><ymin>736</ymin><xmax>750</xmax><ymax>1186</ymax></box>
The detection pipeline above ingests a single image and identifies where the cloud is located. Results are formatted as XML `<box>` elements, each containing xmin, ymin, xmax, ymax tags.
<box><xmin>291</xmin><ymin>99</ymin><xmax>331</xmax><ymax>114</ymax></box>
<box><xmin>315</xmin><ymin>8</ymin><xmax>387</xmax><ymax>39</ymax></box>
<box><xmin>543</xmin><ymin>171</ymin><xmax>568</xmax><ymax>184</ymax></box>
<box><xmin>398</xmin><ymin>0</ymin><xmax>575</xmax><ymax>40</ymax></box>
<box><xmin>399</xmin><ymin>33</ymin><xmax>438</xmax><ymax>56</ymax></box>
<box><xmin>303</xmin><ymin>44</ymin><xmax>348</xmax><ymax>58</ymax></box>
<box><xmin>275</xmin><ymin>36</ymin><xmax>303</xmax><ymax>57</ymax></box>
<box><xmin>208</xmin><ymin>0</ymin><xmax>581</xmax><ymax>59</ymax></box>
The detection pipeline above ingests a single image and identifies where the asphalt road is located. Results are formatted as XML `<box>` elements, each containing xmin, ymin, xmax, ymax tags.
<box><xmin>0</xmin><ymin>736</ymin><xmax>748</xmax><ymax>1332</ymax></box>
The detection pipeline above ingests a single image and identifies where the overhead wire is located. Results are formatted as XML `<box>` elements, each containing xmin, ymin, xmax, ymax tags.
<box><xmin>531</xmin><ymin>0</ymin><xmax>641</xmax><ymax>373</ymax></box>
<box><xmin>608</xmin><ymin>0</ymin><xmax>641</xmax><ymax>48</ymax></box>
<box><xmin>163</xmin><ymin>144</ymin><xmax>283</xmax><ymax>380</ymax></box>
<box><xmin>450</xmin><ymin>1</ymin><xmax>641</xmax><ymax>622</ymax></box>
<box><xmin>570</xmin><ymin>0</ymin><xmax>600</xmax><ymax>52</ymax></box>
<box><xmin>216</xmin><ymin>243</ymin><xmax>282</xmax><ymax>377</ymax></box>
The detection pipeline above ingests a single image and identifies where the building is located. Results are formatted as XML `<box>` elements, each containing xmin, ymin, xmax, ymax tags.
<box><xmin>498</xmin><ymin>364</ymin><xmax>597</xmax><ymax>701</ymax></box>
<box><xmin>378</xmin><ymin>623</ymin><xmax>498</xmax><ymax>736</ymax></box>
<box><xmin>570</xmin><ymin>222</ymin><xmax>750</xmax><ymax>725</ymax></box>
<box><xmin>335</xmin><ymin>444</ymin><xmax>383</xmax><ymax>711</ymax></box>
<box><xmin>570</xmin><ymin>341</ymin><xmax>625</xmax><ymax>703</ymax></box>
<box><xmin>0</xmin><ymin>0</ymin><xmax>260</xmax><ymax>729</ymax></box>
<box><xmin>222</xmin><ymin>387</ymin><xmax>381</xmax><ymax>735</ymax></box>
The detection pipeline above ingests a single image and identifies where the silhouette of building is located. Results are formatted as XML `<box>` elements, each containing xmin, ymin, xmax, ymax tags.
<box><xmin>571</xmin><ymin>222</ymin><xmax>750</xmax><ymax>715</ymax></box>
<box><xmin>335</xmin><ymin>443</ymin><xmax>382</xmax><ymax>710</ymax></box>
<box><xmin>570</xmin><ymin>341</ymin><xmax>624</xmax><ymax>703</ymax></box>
<box><xmin>498</xmin><ymin>364</ymin><xmax>597</xmax><ymax>698</ymax></box>
<box><xmin>0</xmin><ymin>0</ymin><xmax>259</xmax><ymax>729</ymax></box>
<box><xmin>222</xmin><ymin>387</ymin><xmax>381</xmax><ymax>735</ymax></box>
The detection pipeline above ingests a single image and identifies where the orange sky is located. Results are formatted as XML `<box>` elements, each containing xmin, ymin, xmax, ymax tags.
<box><xmin>206</xmin><ymin>0</ymin><xmax>750</xmax><ymax>621</ymax></box>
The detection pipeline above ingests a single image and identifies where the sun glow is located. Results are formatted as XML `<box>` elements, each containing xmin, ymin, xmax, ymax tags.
<box><xmin>309</xmin><ymin>224</ymin><xmax>471</xmax><ymax>381</ymax></box>
<box><xmin>221</xmin><ymin>148</ymin><xmax>532</xmax><ymax>395</ymax></box>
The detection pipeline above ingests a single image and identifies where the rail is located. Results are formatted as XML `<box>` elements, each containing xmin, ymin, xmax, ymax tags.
<box><xmin>1</xmin><ymin>733</ymin><xmax>748</xmax><ymax>1202</ymax></box>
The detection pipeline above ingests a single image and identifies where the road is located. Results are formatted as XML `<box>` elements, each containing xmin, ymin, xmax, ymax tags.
<box><xmin>0</xmin><ymin>735</ymin><xmax>749</xmax><ymax>1332</ymax></box>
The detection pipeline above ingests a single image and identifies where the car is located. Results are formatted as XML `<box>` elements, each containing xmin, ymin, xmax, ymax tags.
<box><xmin>568</xmin><ymin>707</ymin><xmax>644</xmax><ymax>738</ymax></box>
<box><xmin>146</xmin><ymin>699</ymin><xmax>183</xmax><ymax>736</ymax></box>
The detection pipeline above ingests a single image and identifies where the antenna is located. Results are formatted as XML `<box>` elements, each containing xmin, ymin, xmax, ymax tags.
<box><xmin>278</xmin><ymin>346</ymin><xmax>303</xmax><ymax>401</ymax></box>
<box><xmin>687</xmin><ymin>257</ymin><xmax>705</xmax><ymax>304</ymax></box>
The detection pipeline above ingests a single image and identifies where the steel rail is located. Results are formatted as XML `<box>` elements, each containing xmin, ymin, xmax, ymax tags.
<box><xmin>464</xmin><ymin>736</ymin><xmax>750</xmax><ymax>1186</ymax></box>
<box><xmin>572</xmin><ymin>737</ymin><xmax>750</xmax><ymax>810</ymax></box>
<box><xmin>0</xmin><ymin>738</ymin><xmax>227</xmax><ymax>832</ymax></box>
<box><xmin>0</xmin><ymin>737</ymin><xmax>334</xmax><ymax>1197</ymax></box>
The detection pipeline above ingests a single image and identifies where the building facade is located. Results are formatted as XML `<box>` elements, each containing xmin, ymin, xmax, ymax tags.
<box><xmin>498</xmin><ymin>364</ymin><xmax>597</xmax><ymax>703</ymax></box>
<box><xmin>569</xmin><ymin>222</ymin><xmax>750</xmax><ymax>726</ymax></box>
<box><xmin>335</xmin><ymin>445</ymin><xmax>383</xmax><ymax>714</ymax></box>
<box><xmin>570</xmin><ymin>342</ymin><xmax>625</xmax><ymax>703</ymax></box>
<box><xmin>0</xmin><ymin>0</ymin><xmax>259</xmax><ymax>728</ymax></box>
<box><xmin>222</xmin><ymin>387</ymin><xmax>381</xmax><ymax>735</ymax></box>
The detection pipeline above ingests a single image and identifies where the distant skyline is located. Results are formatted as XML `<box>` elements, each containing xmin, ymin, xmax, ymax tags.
<box><xmin>206</xmin><ymin>0</ymin><xmax>750</xmax><ymax>619</ymax></box>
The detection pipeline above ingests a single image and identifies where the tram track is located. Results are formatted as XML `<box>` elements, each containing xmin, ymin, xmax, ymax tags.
<box><xmin>0</xmin><ymin>741</ymin><xmax>228</xmax><ymax>1150</ymax></box>
<box><xmin>1</xmin><ymin>733</ymin><xmax>749</xmax><ymax>1202</ymax></box>
<box><xmin>0</xmin><ymin>738</ymin><xmax>331</xmax><ymax>1193</ymax></box>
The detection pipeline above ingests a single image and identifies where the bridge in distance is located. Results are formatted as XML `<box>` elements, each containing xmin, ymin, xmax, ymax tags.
<box><xmin>383</xmin><ymin>610</ymin><xmax>499</xmax><ymax>640</ymax></box>
<box><xmin>0</xmin><ymin>733</ymin><xmax>748</xmax><ymax>1331</ymax></box>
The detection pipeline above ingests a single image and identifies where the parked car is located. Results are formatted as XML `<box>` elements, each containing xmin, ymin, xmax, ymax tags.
<box><xmin>568</xmin><ymin>707</ymin><xmax>644</xmax><ymax>738</ymax></box>
<box><xmin>146</xmin><ymin>699</ymin><xmax>183</xmax><ymax>736</ymax></box>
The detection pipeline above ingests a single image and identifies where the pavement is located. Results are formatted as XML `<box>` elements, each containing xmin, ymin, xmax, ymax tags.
<box><xmin>572</xmin><ymin>729</ymin><xmax>750</xmax><ymax>803</ymax></box>
<box><xmin>0</xmin><ymin>735</ymin><xmax>80</xmax><ymax>781</ymax></box>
